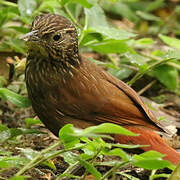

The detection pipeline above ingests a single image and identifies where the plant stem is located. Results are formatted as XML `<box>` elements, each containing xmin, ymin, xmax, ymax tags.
<box><xmin>101</xmin><ymin>161</ymin><xmax>129</xmax><ymax>180</ymax></box>
<box><xmin>0</xmin><ymin>0</ymin><xmax>17</xmax><ymax>7</ymax></box>
<box><xmin>107</xmin><ymin>54</ymin><xmax>119</xmax><ymax>67</ymax></box>
<box><xmin>15</xmin><ymin>140</ymin><xmax>85</xmax><ymax>177</ymax></box>
<box><xmin>168</xmin><ymin>62</ymin><xmax>180</xmax><ymax>70</ymax></box>
<box><xmin>79</xmin><ymin>12</ymin><xmax>88</xmax><ymax>46</ymax></box>
<box><xmin>140</xmin><ymin>52</ymin><xmax>180</xmax><ymax>70</ymax></box>
<box><xmin>82</xmin><ymin>147</ymin><xmax>103</xmax><ymax>179</ymax></box>
<box><xmin>56</xmin><ymin>161</ymin><xmax>81</xmax><ymax>180</ymax></box>
<box><xmin>15</xmin><ymin>140</ymin><xmax>63</xmax><ymax>176</ymax></box>
<box><xmin>128</xmin><ymin>58</ymin><xmax>174</xmax><ymax>85</ymax></box>
<box><xmin>138</xmin><ymin>80</ymin><xmax>157</xmax><ymax>95</ymax></box>
<box><xmin>149</xmin><ymin>169</ymin><xmax>157</xmax><ymax>180</ymax></box>
<box><xmin>31</xmin><ymin>144</ymin><xmax>86</xmax><ymax>171</ymax></box>
<box><xmin>62</xmin><ymin>4</ymin><xmax>82</xmax><ymax>29</ymax></box>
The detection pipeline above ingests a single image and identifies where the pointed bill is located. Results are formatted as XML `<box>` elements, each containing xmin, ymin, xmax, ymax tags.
<box><xmin>21</xmin><ymin>30</ymin><xmax>38</xmax><ymax>41</ymax></box>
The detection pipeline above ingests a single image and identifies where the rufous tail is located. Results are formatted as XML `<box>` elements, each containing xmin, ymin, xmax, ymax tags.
<box><xmin>114</xmin><ymin>126</ymin><xmax>180</xmax><ymax>165</ymax></box>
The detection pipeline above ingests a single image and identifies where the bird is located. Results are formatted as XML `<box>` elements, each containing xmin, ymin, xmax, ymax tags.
<box><xmin>24</xmin><ymin>13</ymin><xmax>180</xmax><ymax>165</ymax></box>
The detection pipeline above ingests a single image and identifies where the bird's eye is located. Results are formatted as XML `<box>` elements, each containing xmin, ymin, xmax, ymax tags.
<box><xmin>53</xmin><ymin>34</ymin><xmax>61</xmax><ymax>41</ymax></box>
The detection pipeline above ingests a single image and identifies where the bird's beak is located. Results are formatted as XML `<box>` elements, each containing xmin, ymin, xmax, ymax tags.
<box><xmin>21</xmin><ymin>30</ymin><xmax>38</xmax><ymax>41</ymax></box>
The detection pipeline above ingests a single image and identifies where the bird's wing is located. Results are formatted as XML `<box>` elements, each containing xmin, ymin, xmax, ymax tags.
<box><xmin>93</xmin><ymin>76</ymin><xmax>162</xmax><ymax>131</ymax></box>
<box><xmin>61</xmin><ymin>59</ymin><xmax>164</xmax><ymax>132</ymax></box>
<box><xmin>99</xmin><ymin>70</ymin><xmax>163</xmax><ymax>131</ymax></box>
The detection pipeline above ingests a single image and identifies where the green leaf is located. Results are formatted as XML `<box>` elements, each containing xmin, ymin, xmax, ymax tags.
<box><xmin>112</xmin><ymin>143</ymin><xmax>148</xmax><ymax>149</ymax></box>
<box><xmin>62</xmin><ymin>152</ymin><xmax>78</xmax><ymax>165</ymax></box>
<box><xmin>136</xmin><ymin>11</ymin><xmax>161</xmax><ymax>21</ymax></box>
<box><xmin>0</xmin><ymin>76</ymin><xmax>7</xmax><ymax>87</ymax></box>
<box><xmin>83</xmin><ymin>123</ymin><xmax>138</xmax><ymax>136</ymax></box>
<box><xmin>0</xmin><ymin>150</ymin><xmax>12</xmax><ymax>156</ymax></box>
<box><xmin>57</xmin><ymin>173</ymin><xmax>81</xmax><ymax>179</ymax></box>
<box><xmin>145</xmin><ymin>0</ymin><xmax>164</xmax><ymax>12</ymax></box>
<box><xmin>0</xmin><ymin>160</ymin><xmax>11</xmax><ymax>168</ymax></box>
<box><xmin>132</xmin><ymin>151</ymin><xmax>171</xmax><ymax>170</ymax></box>
<box><xmin>19</xmin><ymin>148</ymin><xmax>39</xmax><ymax>160</ymax></box>
<box><xmin>0</xmin><ymin>156</ymin><xmax>28</xmax><ymax>169</ymax></box>
<box><xmin>73</xmin><ymin>0</ymin><xmax>93</xmax><ymax>8</ymax></box>
<box><xmin>85</xmin><ymin>4</ymin><xmax>108</xmax><ymax>27</ymax></box>
<box><xmin>81</xmin><ymin>138</ymin><xmax>105</xmax><ymax>159</ymax></box>
<box><xmin>102</xmin><ymin>148</ymin><xmax>130</xmax><ymax>161</ymax></box>
<box><xmin>0</xmin><ymin>130</ymin><xmax>11</xmax><ymax>143</ymax></box>
<box><xmin>153</xmin><ymin>65</ymin><xmax>178</xmax><ymax>90</ymax></box>
<box><xmin>61</xmin><ymin>0</ymin><xmax>70</xmax><ymax>5</ymax></box>
<box><xmin>0</xmin><ymin>124</ymin><xmax>9</xmax><ymax>132</ymax></box>
<box><xmin>84</xmin><ymin>4</ymin><xmax>135</xmax><ymax>40</ymax></box>
<box><xmin>38</xmin><ymin>0</ymin><xmax>62</xmax><ymax>13</ymax></box>
<box><xmin>25</xmin><ymin>118</ymin><xmax>42</xmax><ymax>128</ymax></box>
<box><xmin>9</xmin><ymin>26</ymin><xmax>29</xmax><ymax>34</ymax></box>
<box><xmin>0</xmin><ymin>128</ymin><xmax>43</xmax><ymax>143</ymax></box>
<box><xmin>10</xmin><ymin>176</ymin><xmax>30</xmax><ymax>180</ymax></box>
<box><xmin>59</xmin><ymin>124</ymin><xmax>80</xmax><ymax>148</ymax></box>
<box><xmin>133</xmin><ymin>158</ymin><xmax>171</xmax><ymax>170</ymax></box>
<box><xmin>2</xmin><ymin>39</ymin><xmax>26</xmax><ymax>54</ymax></box>
<box><xmin>165</xmin><ymin>50</ymin><xmax>180</xmax><ymax>60</ymax></box>
<box><xmin>59</xmin><ymin>123</ymin><xmax>137</xmax><ymax>148</ymax></box>
<box><xmin>124</xmin><ymin>52</ymin><xmax>148</xmax><ymax>66</ymax></box>
<box><xmin>43</xmin><ymin>160</ymin><xmax>56</xmax><ymax>170</ymax></box>
<box><xmin>0</xmin><ymin>88</ymin><xmax>31</xmax><ymax>108</ymax></box>
<box><xmin>159</xmin><ymin>34</ymin><xmax>180</xmax><ymax>49</ymax></box>
<box><xmin>18</xmin><ymin>0</ymin><xmax>37</xmax><ymax>16</ymax></box>
<box><xmin>61</xmin><ymin>0</ymin><xmax>93</xmax><ymax>7</ymax></box>
<box><xmin>101</xmin><ymin>1</ymin><xmax>139</xmax><ymax>22</ymax></box>
<box><xmin>89</xmin><ymin>40</ymin><xmax>133</xmax><ymax>54</ymax></box>
<box><xmin>67</xmin><ymin>2</ymin><xmax>83</xmax><ymax>20</ymax></box>
<box><xmin>89</xmin><ymin>58</ymin><xmax>114</xmax><ymax>67</ymax></box>
<box><xmin>135</xmin><ymin>38</ymin><xmax>155</xmax><ymax>46</ymax></box>
<box><xmin>137</xmin><ymin>150</ymin><xmax>165</xmax><ymax>159</ymax></box>
<box><xmin>10</xmin><ymin>128</ymin><xmax>44</xmax><ymax>137</ymax></box>
<box><xmin>90</xmin><ymin>27</ymin><xmax>135</xmax><ymax>41</ymax></box>
<box><xmin>78</xmin><ymin>158</ymin><xmax>102</xmax><ymax>180</ymax></box>
<box><xmin>0</xmin><ymin>8</ymin><xmax>9</xmax><ymax>27</ymax></box>
<box><xmin>108</xmin><ymin>67</ymin><xmax>133</xmax><ymax>80</ymax></box>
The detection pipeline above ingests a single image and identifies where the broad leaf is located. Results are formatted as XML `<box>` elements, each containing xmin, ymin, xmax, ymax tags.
<box><xmin>90</xmin><ymin>40</ymin><xmax>133</xmax><ymax>54</ymax></box>
<box><xmin>61</xmin><ymin>0</ymin><xmax>93</xmax><ymax>8</ymax></box>
<box><xmin>132</xmin><ymin>151</ymin><xmax>171</xmax><ymax>170</ymax></box>
<box><xmin>83</xmin><ymin>123</ymin><xmax>138</xmax><ymax>136</ymax></box>
<box><xmin>136</xmin><ymin>11</ymin><xmax>161</xmax><ymax>21</ymax></box>
<box><xmin>84</xmin><ymin>4</ymin><xmax>135</xmax><ymax>40</ymax></box>
<box><xmin>102</xmin><ymin>148</ymin><xmax>130</xmax><ymax>161</ymax></box>
<box><xmin>153</xmin><ymin>65</ymin><xmax>178</xmax><ymax>90</ymax></box>
<box><xmin>25</xmin><ymin>118</ymin><xmax>42</xmax><ymax>128</ymax></box>
<box><xmin>59</xmin><ymin>124</ymin><xmax>80</xmax><ymax>148</ymax></box>
<box><xmin>159</xmin><ymin>34</ymin><xmax>180</xmax><ymax>49</ymax></box>
<box><xmin>0</xmin><ymin>88</ymin><xmax>31</xmax><ymax>108</ymax></box>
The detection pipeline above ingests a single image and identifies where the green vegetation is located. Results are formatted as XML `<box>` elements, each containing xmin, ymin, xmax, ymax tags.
<box><xmin>0</xmin><ymin>0</ymin><xmax>180</xmax><ymax>179</ymax></box>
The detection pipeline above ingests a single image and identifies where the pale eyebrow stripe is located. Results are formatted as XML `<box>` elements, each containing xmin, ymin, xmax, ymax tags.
<box><xmin>63</xmin><ymin>28</ymin><xmax>75</xmax><ymax>31</ymax></box>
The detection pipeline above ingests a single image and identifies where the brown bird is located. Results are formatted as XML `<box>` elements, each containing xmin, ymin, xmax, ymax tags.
<box><xmin>24</xmin><ymin>14</ymin><xmax>180</xmax><ymax>165</ymax></box>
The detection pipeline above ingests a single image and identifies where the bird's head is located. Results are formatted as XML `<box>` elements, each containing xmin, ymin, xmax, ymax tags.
<box><xmin>23</xmin><ymin>14</ymin><xmax>79</xmax><ymax>61</ymax></box>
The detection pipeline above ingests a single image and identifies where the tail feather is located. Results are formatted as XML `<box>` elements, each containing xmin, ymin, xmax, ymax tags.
<box><xmin>114</xmin><ymin>127</ymin><xmax>180</xmax><ymax>165</ymax></box>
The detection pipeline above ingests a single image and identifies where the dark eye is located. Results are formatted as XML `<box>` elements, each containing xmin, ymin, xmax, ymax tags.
<box><xmin>53</xmin><ymin>34</ymin><xmax>61</xmax><ymax>41</ymax></box>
